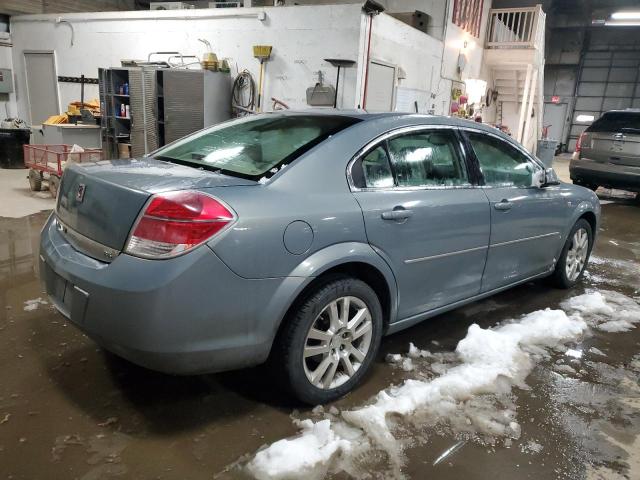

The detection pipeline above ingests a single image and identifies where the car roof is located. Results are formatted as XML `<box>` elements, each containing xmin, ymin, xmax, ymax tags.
<box><xmin>262</xmin><ymin>109</ymin><xmax>514</xmax><ymax>144</ymax></box>
<box><xmin>266</xmin><ymin>109</ymin><xmax>499</xmax><ymax>129</ymax></box>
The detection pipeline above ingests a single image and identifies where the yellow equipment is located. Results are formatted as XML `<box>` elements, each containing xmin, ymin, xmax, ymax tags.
<box><xmin>253</xmin><ymin>45</ymin><xmax>272</xmax><ymax>112</ymax></box>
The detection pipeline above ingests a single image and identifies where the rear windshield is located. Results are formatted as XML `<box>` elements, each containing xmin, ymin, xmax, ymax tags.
<box><xmin>587</xmin><ymin>111</ymin><xmax>640</xmax><ymax>133</ymax></box>
<box><xmin>154</xmin><ymin>114</ymin><xmax>361</xmax><ymax>181</ymax></box>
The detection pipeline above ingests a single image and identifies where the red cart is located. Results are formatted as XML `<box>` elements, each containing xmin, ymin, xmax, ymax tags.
<box><xmin>23</xmin><ymin>144</ymin><xmax>102</xmax><ymax>198</ymax></box>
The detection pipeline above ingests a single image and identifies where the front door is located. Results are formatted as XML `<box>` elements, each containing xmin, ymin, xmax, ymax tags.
<box><xmin>462</xmin><ymin>129</ymin><xmax>567</xmax><ymax>292</ymax></box>
<box><xmin>350</xmin><ymin>126</ymin><xmax>490</xmax><ymax>320</ymax></box>
<box><xmin>24</xmin><ymin>52</ymin><xmax>60</xmax><ymax>126</ymax></box>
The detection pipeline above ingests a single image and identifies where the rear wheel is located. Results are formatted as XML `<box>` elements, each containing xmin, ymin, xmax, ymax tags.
<box><xmin>272</xmin><ymin>277</ymin><xmax>383</xmax><ymax>404</ymax></box>
<box><xmin>551</xmin><ymin>219</ymin><xmax>593</xmax><ymax>289</ymax></box>
<box><xmin>28</xmin><ymin>169</ymin><xmax>42</xmax><ymax>192</ymax></box>
<box><xmin>49</xmin><ymin>175</ymin><xmax>60</xmax><ymax>199</ymax></box>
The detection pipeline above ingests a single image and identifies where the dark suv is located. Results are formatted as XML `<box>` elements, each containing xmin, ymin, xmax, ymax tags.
<box><xmin>570</xmin><ymin>109</ymin><xmax>640</xmax><ymax>196</ymax></box>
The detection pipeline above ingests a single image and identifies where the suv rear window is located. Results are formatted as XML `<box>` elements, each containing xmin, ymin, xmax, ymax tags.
<box><xmin>155</xmin><ymin>114</ymin><xmax>361</xmax><ymax>181</ymax></box>
<box><xmin>587</xmin><ymin>111</ymin><xmax>640</xmax><ymax>133</ymax></box>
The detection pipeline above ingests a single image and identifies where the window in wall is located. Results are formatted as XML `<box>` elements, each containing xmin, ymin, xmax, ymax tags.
<box><xmin>452</xmin><ymin>0</ymin><xmax>484</xmax><ymax>38</ymax></box>
<box><xmin>387</xmin><ymin>130</ymin><xmax>469</xmax><ymax>187</ymax></box>
<box><xmin>467</xmin><ymin>132</ymin><xmax>536</xmax><ymax>187</ymax></box>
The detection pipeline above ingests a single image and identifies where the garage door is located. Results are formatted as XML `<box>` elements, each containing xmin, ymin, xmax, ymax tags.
<box><xmin>568</xmin><ymin>49</ymin><xmax>640</xmax><ymax>151</ymax></box>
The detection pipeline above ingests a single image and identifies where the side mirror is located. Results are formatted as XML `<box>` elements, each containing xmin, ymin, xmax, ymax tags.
<box><xmin>531</xmin><ymin>169</ymin><xmax>546</xmax><ymax>188</ymax></box>
<box><xmin>531</xmin><ymin>167</ymin><xmax>560</xmax><ymax>188</ymax></box>
<box><xmin>543</xmin><ymin>167</ymin><xmax>561</xmax><ymax>186</ymax></box>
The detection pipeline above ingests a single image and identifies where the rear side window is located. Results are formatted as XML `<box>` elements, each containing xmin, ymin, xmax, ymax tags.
<box><xmin>387</xmin><ymin>130</ymin><xmax>468</xmax><ymax>187</ymax></box>
<box><xmin>467</xmin><ymin>132</ymin><xmax>536</xmax><ymax>187</ymax></box>
<box><xmin>155</xmin><ymin>114</ymin><xmax>361</xmax><ymax>181</ymax></box>
<box><xmin>358</xmin><ymin>146</ymin><xmax>394</xmax><ymax>188</ymax></box>
<box><xmin>588</xmin><ymin>112</ymin><xmax>640</xmax><ymax>133</ymax></box>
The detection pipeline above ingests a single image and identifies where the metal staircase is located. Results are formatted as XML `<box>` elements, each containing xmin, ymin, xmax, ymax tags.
<box><xmin>484</xmin><ymin>5</ymin><xmax>546</xmax><ymax>153</ymax></box>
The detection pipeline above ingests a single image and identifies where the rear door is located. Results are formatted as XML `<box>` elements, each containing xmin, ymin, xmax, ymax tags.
<box><xmin>582</xmin><ymin>111</ymin><xmax>640</xmax><ymax>167</ymax></box>
<box><xmin>350</xmin><ymin>126</ymin><xmax>490</xmax><ymax>320</ymax></box>
<box><xmin>462</xmin><ymin>129</ymin><xmax>567</xmax><ymax>292</ymax></box>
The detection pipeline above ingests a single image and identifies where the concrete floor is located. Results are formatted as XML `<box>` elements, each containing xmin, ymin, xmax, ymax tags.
<box><xmin>0</xmin><ymin>169</ymin><xmax>55</xmax><ymax>218</ymax></box>
<box><xmin>0</xmin><ymin>162</ymin><xmax>639</xmax><ymax>480</ymax></box>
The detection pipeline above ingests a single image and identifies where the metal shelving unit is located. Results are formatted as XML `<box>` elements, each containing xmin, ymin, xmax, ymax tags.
<box><xmin>99</xmin><ymin>66</ymin><xmax>159</xmax><ymax>160</ymax></box>
<box><xmin>101</xmin><ymin>67</ymin><xmax>232</xmax><ymax>158</ymax></box>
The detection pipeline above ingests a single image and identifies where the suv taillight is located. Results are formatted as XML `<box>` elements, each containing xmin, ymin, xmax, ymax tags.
<box><xmin>125</xmin><ymin>190</ymin><xmax>235</xmax><ymax>259</ymax></box>
<box><xmin>576</xmin><ymin>132</ymin><xmax>591</xmax><ymax>153</ymax></box>
<box><xmin>576</xmin><ymin>132</ymin><xmax>584</xmax><ymax>152</ymax></box>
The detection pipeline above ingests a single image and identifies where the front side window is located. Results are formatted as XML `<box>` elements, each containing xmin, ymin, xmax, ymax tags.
<box><xmin>467</xmin><ymin>132</ymin><xmax>537</xmax><ymax>187</ymax></box>
<box><xmin>387</xmin><ymin>130</ymin><xmax>468</xmax><ymax>187</ymax></box>
<box><xmin>155</xmin><ymin>114</ymin><xmax>361</xmax><ymax>180</ymax></box>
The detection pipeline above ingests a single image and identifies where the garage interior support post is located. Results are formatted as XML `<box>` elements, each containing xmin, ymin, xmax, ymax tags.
<box><xmin>523</xmin><ymin>68</ymin><xmax>538</xmax><ymax>152</ymax></box>
<box><xmin>517</xmin><ymin>64</ymin><xmax>533</xmax><ymax>143</ymax></box>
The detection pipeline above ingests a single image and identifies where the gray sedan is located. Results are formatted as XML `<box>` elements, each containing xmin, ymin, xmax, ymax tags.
<box><xmin>40</xmin><ymin>112</ymin><xmax>600</xmax><ymax>404</ymax></box>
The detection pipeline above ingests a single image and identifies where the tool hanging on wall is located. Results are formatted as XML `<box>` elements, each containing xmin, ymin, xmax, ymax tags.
<box><xmin>253</xmin><ymin>45</ymin><xmax>272</xmax><ymax>112</ymax></box>
<box><xmin>324</xmin><ymin>58</ymin><xmax>356</xmax><ymax>108</ymax></box>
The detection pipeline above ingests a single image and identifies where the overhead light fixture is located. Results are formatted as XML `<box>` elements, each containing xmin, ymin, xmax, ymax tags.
<box><xmin>576</xmin><ymin>114</ymin><xmax>595</xmax><ymax>123</ymax></box>
<box><xmin>611</xmin><ymin>11</ymin><xmax>640</xmax><ymax>20</ymax></box>
<box><xmin>605</xmin><ymin>20</ymin><xmax>640</xmax><ymax>26</ymax></box>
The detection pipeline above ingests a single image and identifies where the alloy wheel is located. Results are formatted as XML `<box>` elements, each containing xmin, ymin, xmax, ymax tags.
<box><xmin>302</xmin><ymin>296</ymin><xmax>373</xmax><ymax>390</ymax></box>
<box><xmin>565</xmin><ymin>227</ymin><xmax>589</xmax><ymax>281</ymax></box>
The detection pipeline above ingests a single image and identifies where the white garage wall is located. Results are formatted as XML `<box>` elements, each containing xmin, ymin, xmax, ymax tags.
<box><xmin>9</xmin><ymin>5</ymin><xmax>364</xmax><ymax>121</ymax></box>
<box><xmin>366</xmin><ymin>1</ymin><xmax>493</xmax><ymax>117</ymax></box>
<box><xmin>9</xmin><ymin>2</ymin><xmax>496</xmax><ymax>125</ymax></box>
<box><xmin>0</xmin><ymin>44</ymin><xmax>17</xmax><ymax>119</ymax></box>
<box><xmin>367</xmin><ymin>13</ymin><xmax>443</xmax><ymax>114</ymax></box>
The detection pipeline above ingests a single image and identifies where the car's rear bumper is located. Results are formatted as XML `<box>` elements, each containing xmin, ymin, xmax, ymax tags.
<box><xmin>570</xmin><ymin>158</ymin><xmax>640</xmax><ymax>192</ymax></box>
<box><xmin>39</xmin><ymin>215</ymin><xmax>305</xmax><ymax>374</ymax></box>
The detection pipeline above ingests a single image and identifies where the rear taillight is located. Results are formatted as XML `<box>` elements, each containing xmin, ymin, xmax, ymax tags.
<box><xmin>576</xmin><ymin>132</ymin><xmax>591</xmax><ymax>153</ymax></box>
<box><xmin>125</xmin><ymin>190</ymin><xmax>235</xmax><ymax>259</ymax></box>
<box><xmin>575</xmin><ymin>132</ymin><xmax>584</xmax><ymax>152</ymax></box>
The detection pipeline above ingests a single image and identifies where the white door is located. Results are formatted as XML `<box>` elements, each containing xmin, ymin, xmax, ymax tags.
<box><xmin>24</xmin><ymin>52</ymin><xmax>60</xmax><ymax>125</ymax></box>
<box><xmin>365</xmin><ymin>61</ymin><xmax>395</xmax><ymax>112</ymax></box>
<box><xmin>543</xmin><ymin>102</ymin><xmax>568</xmax><ymax>144</ymax></box>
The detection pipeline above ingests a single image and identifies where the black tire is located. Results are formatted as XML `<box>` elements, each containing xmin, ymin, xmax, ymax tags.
<box><xmin>271</xmin><ymin>276</ymin><xmax>383</xmax><ymax>405</ymax></box>
<box><xmin>49</xmin><ymin>175</ymin><xmax>60</xmax><ymax>199</ymax></box>
<box><xmin>551</xmin><ymin>219</ymin><xmax>593</xmax><ymax>289</ymax></box>
<box><xmin>28</xmin><ymin>169</ymin><xmax>42</xmax><ymax>192</ymax></box>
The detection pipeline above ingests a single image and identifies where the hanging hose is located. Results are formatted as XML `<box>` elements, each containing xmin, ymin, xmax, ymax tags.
<box><xmin>232</xmin><ymin>70</ymin><xmax>256</xmax><ymax>117</ymax></box>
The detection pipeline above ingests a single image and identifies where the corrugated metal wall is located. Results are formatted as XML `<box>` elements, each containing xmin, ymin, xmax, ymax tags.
<box><xmin>544</xmin><ymin>20</ymin><xmax>640</xmax><ymax>151</ymax></box>
<box><xmin>0</xmin><ymin>1</ymin><xmax>137</xmax><ymax>15</ymax></box>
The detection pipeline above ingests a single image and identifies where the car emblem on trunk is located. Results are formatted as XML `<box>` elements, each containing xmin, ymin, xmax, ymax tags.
<box><xmin>76</xmin><ymin>184</ymin><xmax>86</xmax><ymax>202</ymax></box>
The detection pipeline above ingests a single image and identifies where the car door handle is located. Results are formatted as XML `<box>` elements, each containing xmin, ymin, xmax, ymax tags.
<box><xmin>494</xmin><ymin>200</ymin><xmax>513</xmax><ymax>211</ymax></box>
<box><xmin>381</xmin><ymin>209</ymin><xmax>413</xmax><ymax>220</ymax></box>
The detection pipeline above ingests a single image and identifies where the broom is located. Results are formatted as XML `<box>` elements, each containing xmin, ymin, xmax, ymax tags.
<box><xmin>253</xmin><ymin>45</ymin><xmax>272</xmax><ymax>112</ymax></box>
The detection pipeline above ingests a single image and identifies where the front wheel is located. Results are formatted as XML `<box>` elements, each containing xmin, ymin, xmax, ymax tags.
<box><xmin>551</xmin><ymin>219</ymin><xmax>593</xmax><ymax>288</ymax></box>
<box><xmin>272</xmin><ymin>277</ymin><xmax>383</xmax><ymax>404</ymax></box>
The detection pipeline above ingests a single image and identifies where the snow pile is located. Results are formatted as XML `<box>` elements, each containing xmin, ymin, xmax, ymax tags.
<box><xmin>243</xmin><ymin>290</ymin><xmax>640</xmax><ymax>479</ymax></box>
<box><xmin>342</xmin><ymin>308</ymin><xmax>586</xmax><ymax>458</ymax></box>
<box><xmin>562</xmin><ymin>290</ymin><xmax>640</xmax><ymax>333</ymax></box>
<box><xmin>246</xmin><ymin>308</ymin><xmax>587</xmax><ymax>478</ymax></box>
<box><xmin>247</xmin><ymin>419</ymin><xmax>368</xmax><ymax>480</ymax></box>
<box><xmin>23</xmin><ymin>297</ymin><xmax>48</xmax><ymax>311</ymax></box>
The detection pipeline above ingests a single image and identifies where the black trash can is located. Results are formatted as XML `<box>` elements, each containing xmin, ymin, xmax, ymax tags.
<box><xmin>0</xmin><ymin>128</ymin><xmax>31</xmax><ymax>169</ymax></box>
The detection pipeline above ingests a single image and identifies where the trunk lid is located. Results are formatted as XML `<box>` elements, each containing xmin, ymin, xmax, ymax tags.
<box><xmin>56</xmin><ymin>157</ymin><xmax>255</xmax><ymax>252</ymax></box>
